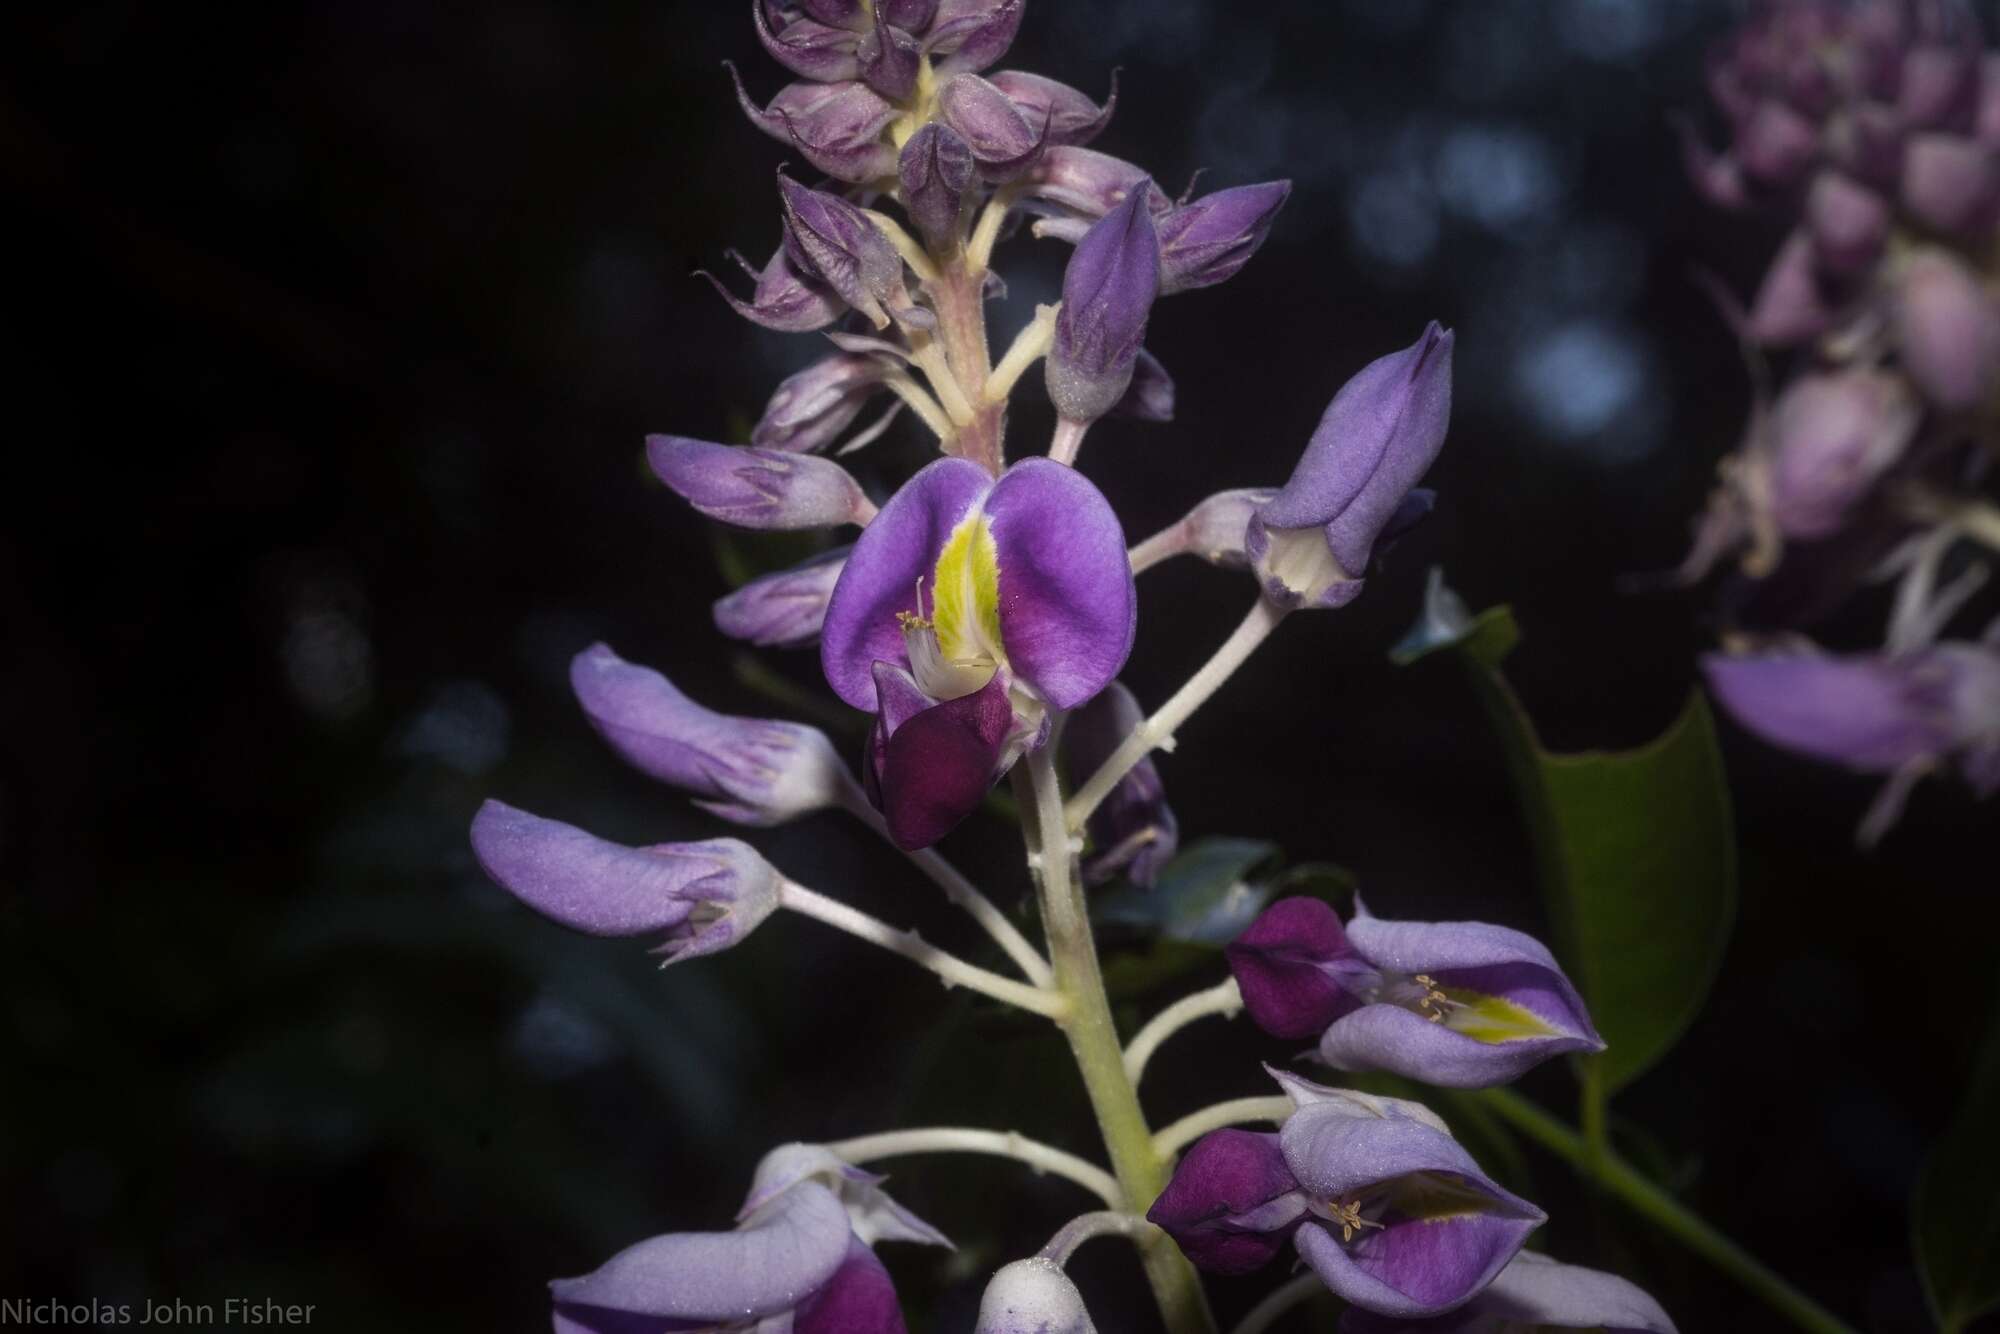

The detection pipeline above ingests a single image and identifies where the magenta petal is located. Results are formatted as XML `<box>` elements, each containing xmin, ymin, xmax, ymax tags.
<box><xmin>984</xmin><ymin>459</ymin><xmax>1136</xmax><ymax>710</ymax></box>
<box><xmin>1146</xmin><ymin>1130</ymin><xmax>1309</xmax><ymax>1276</ymax></box>
<box><xmin>794</xmin><ymin>1239</ymin><xmax>909</xmax><ymax>1334</ymax></box>
<box><xmin>877</xmin><ymin>674</ymin><xmax>1014</xmax><ymax>849</ymax></box>
<box><xmin>821</xmin><ymin>457</ymin><xmax>993</xmax><ymax>709</ymax></box>
<box><xmin>1226</xmin><ymin>896</ymin><xmax>1363</xmax><ymax>1040</ymax></box>
<box><xmin>551</xmin><ymin>1180</ymin><xmax>852</xmax><ymax>1323</ymax></box>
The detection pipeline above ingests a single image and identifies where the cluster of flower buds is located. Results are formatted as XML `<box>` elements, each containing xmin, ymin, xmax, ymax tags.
<box><xmin>464</xmin><ymin>3</ymin><xmax>1680</xmax><ymax>1331</ymax></box>
<box><xmin>1676</xmin><ymin>0</ymin><xmax>2000</xmax><ymax>839</ymax></box>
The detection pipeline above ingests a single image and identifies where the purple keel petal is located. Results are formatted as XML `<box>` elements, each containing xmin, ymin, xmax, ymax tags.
<box><xmin>822</xmin><ymin>457</ymin><xmax>993</xmax><ymax>710</ymax></box>
<box><xmin>1464</xmin><ymin>1252</ymin><xmax>1677</xmax><ymax>1332</ymax></box>
<box><xmin>794</xmin><ymin>1239</ymin><xmax>909</xmax><ymax>1334</ymax></box>
<box><xmin>1225</xmin><ymin>897</ymin><xmax>1364</xmax><ymax>1040</ymax></box>
<box><xmin>551</xmin><ymin>1180</ymin><xmax>852</xmax><ymax>1322</ymax></box>
<box><xmin>876</xmin><ymin>673</ymin><xmax>1014</xmax><ymax>849</ymax></box>
<box><xmin>1146</xmin><ymin>1130</ymin><xmax>1309</xmax><ymax>1276</ymax></box>
<box><xmin>984</xmin><ymin>458</ymin><xmax>1137</xmax><ymax>710</ymax></box>
<box><xmin>1344</xmin><ymin>912</ymin><xmax>1600</xmax><ymax>1042</ymax></box>
<box><xmin>1318</xmin><ymin>1002</ymin><xmax>1601</xmax><ymax>1088</ymax></box>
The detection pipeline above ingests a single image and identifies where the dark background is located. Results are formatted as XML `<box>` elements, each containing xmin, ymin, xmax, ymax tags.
<box><xmin>4</xmin><ymin>1</ymin><xmax>1996</xmax><ymax>1330</ymax></box>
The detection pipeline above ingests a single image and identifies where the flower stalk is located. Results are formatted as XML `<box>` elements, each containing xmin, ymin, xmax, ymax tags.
<box><xmin>1021</xmin><ymin>747</ymin><xmax>1218</xmax><ymax>1334</ymax></box>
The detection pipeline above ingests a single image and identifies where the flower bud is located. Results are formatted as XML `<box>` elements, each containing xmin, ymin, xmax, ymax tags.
<box><xmin>1110</xmin><ymin>348</ymin><xmax>1174</xmax><ymax>422</ymax></box>
<box><xmin>698</xmin><ymin>243</ymin><xmax>845</xmax><ymax>333</ymax></box>
<box><xmin>1019</xmin><ymin>146</ymin><xmax>1171</xmax><ymax>221</ymax></box>
<box><xmin>925</xmin><ymin>0</ymin><xmax>1023</xmax><ymax>76</ymax></box>
<box><xmin>1736</xmin><ymin>98</ymin><xmax>1819</xmax><ymax>186</ymax></box>
<box><xmin>470</xmin><ymin>800</ymin><xmax>779</xmax><ymax>963</ymax></box>
<box><xmin>1248</xmin><ymin>324</ymin><xmax>1453</xmax><ymax>609</ymax></box>
<box><xmin>1767</xmin><ymin>369</ymin><xmax>1918</xmax><ymax>539</ymax></box>
<box><xmin>1893</xmin><ymin>248</ymin><xmax>2000</xmax><ymax>412</ymax></box>
<box><xmin>752</xmin><ymin>2</ymin><xmax>863</xmax><ymax>85</ymax></box>
<box><xmin>1804</xmin><ymin>171</ymin><xmax>1888</xmax><ymax>275</ymax></box>
<box><xmin>1046</xmin><ymin>186</ymin><xmax>1161</xmax><ymax>425</ymax></box>
<box><xmin>1156</xmin><ymin>181</ymin><xmax>1292</xmax><ymax>294</ymax></box>
<box><xmin>898</xmin><ymin>123</ymin><xmax>977</xmax><ymax>251</ymax></box>
<box><xmin>1743</xmin><ymin>230</ymin><xmax>1833</xmax><ymax>347</ymax></box>
<box><xmin>1899</xmin><ymin>42</ymin><xmax>1979</xmax><ymax>132</ymax></box>
<box><xmin>729</xmin><ymin>66</ymin><xmax>897</xmax><ymax>183</ymax></box>
<box><xmin>986</xmin><ymin>71</ymin><xmax>1117</xmax><ymax>148</ymax></box>
<box><xmin>856</xmin><ymin>3</ymin><xmax>921</xmax><ymax>100</ymax></box>
<box><xmin>647</xmin><ymin>437</ymin><xmax>874</xmax><ymax>530</ymax></box>
<box><xmin>976</xmin><ymin>1260</ymin><xmax>1097</xmax><ymax>1334</ymax></box>
<box><xmin>937</xmin><ymin>73</ymin><xmax>1046</xmax><ymax>182</ymax></box>
<box><xmin>1899</xmin><ymin>133</ymin><xmax>2000</xmax><ymax>235</ymax></box>
<box><xmin>778</xmin><ymin>173</ymin><xmax>930</xmax><ymax>330</ymax></box>
<box><xmin>753</xmin><ymin>352</ymin><xmax>894</xmax><ymax>453</ymax></box>
<box><xmin>570</xmin><ymin>643</ymin><xmax>851</xmax><ymax>824</ymax></box>
<box><xmin>714</xmin><ymin>547</ymin><xmax>850</xmax><ymax>649</ymax></box>
<box><xmin>1064</xmin><ymin>681</ymin><xmax>1178</xmax><ymax>888</ymax></box>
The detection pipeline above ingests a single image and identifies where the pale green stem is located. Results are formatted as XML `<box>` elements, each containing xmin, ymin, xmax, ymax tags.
<box><xmin>1039</xmin><ymin>1210</ymin><xmax>1155</xmax><ymax>1264</ymax></box>
<box><xmin>837</xmin><ymin>783</ymin><xmax>1053</xmax><ymax>986</ymax></box>
<box><xmin>1050</xmin><ymin>417</ymin><xmax>1090</xmax><ymax>466</ymax></box>
<box><xmin>1476</xmin><ymin>1088</ymin><xmax>1858</xmax><ymax>1334</ymax></box>
<box><xmin>1229</xmin><ymin>1274</ymin><xmax>1325</xmax><ymax>1334</ymax></box>
<box><xmin>1124</xmin><ymin>978</ymin><xmax>1244</xmax><ymax>1085</ymax></box>
<box><xmin>777</xmin><ymin>881</ymin><xmax>1069</xmax><ymax>1019</ymax></box>
<box><xmin>828</xmin><ymin>1127</ymin><xmax>1121</xmax><ymax>1208</ymax></box>
<box><xmin>986</xmin><ymin>303</ymin><xmax>1058</xmax><ymax>405</ymax></box>
<box><xmin>1129</xmin><ymin>522</ymin><xmax>1190</xmax><ymax>574</ymax></box>
<box><xmin>882</xmin><ymin>371</ymin><xmax>957</xmax><ymax>445</ymax></box>
<box><xmin>1152</xmin><ymin>1096</ymin><xmax>1294</xmax><ymax>1160</ymax></box>
<box><xmin>1020</xmin><ymin>749</ymin><xmax>1218</xmax><ymax>1334</ymax></box>
<box><xmin>1066</xmin><ymin>598</ymin><xmax>1290</xmax><ymax>830</ymax></box>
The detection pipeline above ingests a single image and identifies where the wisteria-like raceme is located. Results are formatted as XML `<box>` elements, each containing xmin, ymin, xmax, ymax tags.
<box><xmin>1676</xmin><ymin>0</ymin><xmax>2000</xmax><ymax>843</ymax></box>
<box><xmin>466</xmin><ymin>4</ymin><xmax>1685</xmax><ymax>1333</ymax></box>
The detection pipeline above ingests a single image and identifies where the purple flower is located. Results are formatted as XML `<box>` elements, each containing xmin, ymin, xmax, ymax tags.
<box><xmin>1156</xmin><ymin>181</ymin><xmax>1292</xmax><ymax>295</ymax></box>
<box><xmin>1018</xmin><ymin>146</ymin><xmax>1171</xmax><ymax>225</ymax></box>
<box><xmin>648</xmin><ymin>437</ymin><xmax>874</xmax><ymax>530</ymax></box>
<box><xmin>1703</xmin><ymin>642</ymin><xmax>2000</xmax><ymax>840</ymax></box>
<box><xmin>937</xmin><ymin>73</ymin><xmax>1048</xmax><ymax>182</ymax></box>
<box><xmin>986</xmin><ymin>70</ymin><xmax>1118</xmax><ymax>147</ymax></box>
<box><xmin>1765</xmin><ymin>368</ymin><xmax>1918</xmax><ymax>539</ymax></box>
<box><xmin>753</xmin><ymin>352</ymin><xmax>897</xmax><ymax>454</ymax></box>
<box><xmin>899</xmin><ymin>123</ymin><xmax>977</xmax><ymax>251</ymax></box>
<box><xmin>1899</xmin><ymin>132</ymin><xmax>2000</xmax><ymax>235</ymax></box>
<box><xmin>1893</xmin><ymin>248</ymin><xmax>2000</xmax><ymax>412</ymax></box>
<box><xmin>820</xmin><ymin>457</ymin><xmax>1136</xmax><ymax>847</ymax></box>
<box><xmin>469</xmin><ymin>800</ymin><xmax>779</xmax><ymax>964</ymax></box>
<box><xmin>779</xmin><ymin>175</ymin><xmax>932</xmax><ymax>332</ymax></box>
<box><xmin>728</xmin><ymin>65</ymin><xmax>898</xmax><ymax>183</ymax></box>
<box><xmin>1224</xmin><ymin>897</ymin><xmax>1604</xmax><ymax>1088</ymax></box>
<box><xmin>1248</xmin><ymin>325</ymin><xmax>1453</xmax><ymax>610</ymax></box>
<box><xmin>1063</xmin><ymin>681</ymin><xmax>1178</xmax><ymax>888</ymax></box>
<box><xmin>976</xmin><ymin>1260</ymin><xmax>1097</xmax><ymax>1334</ymax></box>
<box><xmin>1047</xmin><ymin>186</ymin><xmax>1161</xmax><ymax>425</ymax></box>
<box><xmin>1340</xmin><ymin>1253</ymin><xmax>1677</xmax><ymax>1334</ymax></box>
<box><xmin>1148</xmin><ymin>1074</ymin><xmax>1544</xmax><ymax>1319</ymax></box>
<box><xmin>924</xmin><ymin>0</ymin><xmax>1024</xmax><ymax>76</ymax></box>
<box><xmin>714</xmin><ymin>546</ymin><xmax>851</xmax><ymax>649</ymax></box>
<box><xmin>570</xmin><ymin>643</ymin><xmax>851</xmax><ymax>824</ymax></box>
<box><xmin>1804</xmin><ymin>170</ymin><xmax>1889</xmax><ymax>275</ymax></box>
<box><xmin>1741</xmin><ymin>230</ymin><xmax>1835</xmax><ymax>347</ymax></box>
<box><xmin>753</xmin><ymin>2</ymin><xmax>869</xmax><ymax>85</ymax></box>
<box><xmin>551</xmin><ymin>1143</ymin><xmax>946</xmax><ymax>1334</ymax></box>
<box><xmin>699</xmin><ymin>243</ymin><xmax>845</xmax><ymax>333</ymax></box>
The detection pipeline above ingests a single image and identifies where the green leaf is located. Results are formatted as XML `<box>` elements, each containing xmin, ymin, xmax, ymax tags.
<box><xmin>1094</xmin><ymin>836</ymin><xmax>1280</xmax><ymax>944</ymax></box>
<box><xmin>1914</xmin><ymin>1000</ymin><xmax>2000</xmax><ymax>1333</ymax></box>
<box><xmin>1398</xmin><ymin>602</ymin><xmax>1737</xmax><ymax>1094</ymax></box>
